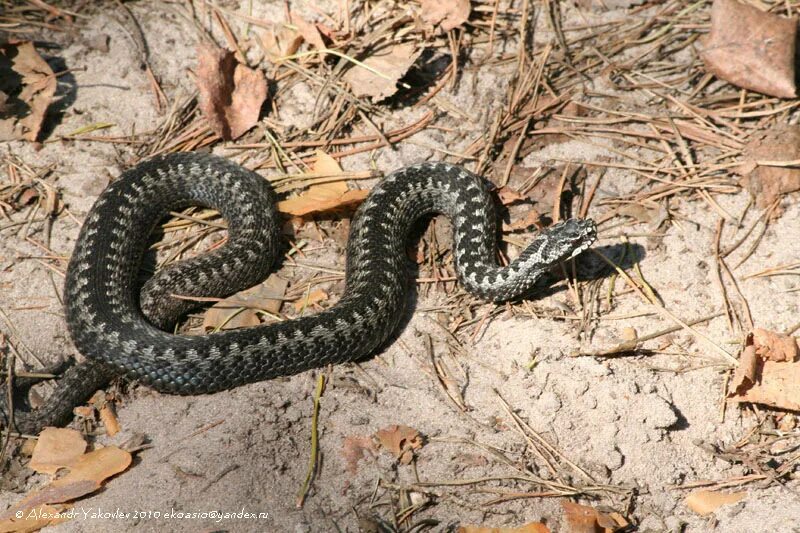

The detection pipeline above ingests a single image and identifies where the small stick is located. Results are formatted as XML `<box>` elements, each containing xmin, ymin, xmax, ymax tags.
<box><xmin>296</xmin><ymin>373</ymin><xmax>326</xmax><ymax>508</ymax></box>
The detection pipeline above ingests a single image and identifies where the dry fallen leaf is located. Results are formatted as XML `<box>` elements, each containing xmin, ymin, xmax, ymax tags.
<box><xmin>278</xmin><ymin>151</ymin><xmax>369</xmax><ymax>217</ymax></box>
<box><xmin>0</xmin><ymin>447</ymin><xmax>132</xmax><ymax>522</ymax></box>
<box><xmin>420</xmin><ymin>0</ymin><xmax>471</xmax><ymax>32</ymax></box>
<box><xmin>701</xmin><ymin>0</ymin><xmax>797</xmax><ymax>98</ymax></box>
<box><xmin>561</xmin><ymin>501</ymin><xmax>627</xmax><ymax>533</ymax></box>
<box><xmin>374</xmin><ymin>425</ymin><xmax>423</xmax><ymax>465</ymax></box>
<box><xmin>729</xmin><ymin>357</ymin><xmax>800</xmax><ymax>411</ymax></box>
<box><xmin>751</xmin><ymin>328</ymin><xmax>798</xmax><ymax>362</ymax></box>
<box><xmin>290</xmin><ymin>14</ymin><xmax>326</xmax><ymax>51</ymax></box>
<box><xmin>195</xmin><ymin>42</ymin><xmax>267</xmax><ymax>140</ymax></box>
<box><xmin>685</xmin><ymin>489</ymin><xmax>746</xmax><ymax>516</ymax></box>
<box><xmin>457</xmin><ymin>523</ymin><xmax>550</xmax><ymax>533</ymax></box>
<box><xmin>312</xmin><ymin>149</ymin><xmax>343</xmax><ymax>175</ymax></box>
<box><xmin>0</xmin><ymin>41</ymin><xmax>56</xmax><ymax>142</ymax></box>
<box><xmin>203</xmin><ymin>274</ymin><xmax>288</xmax><ymax>331</ymax></box>
<box><xmin>261</xmin><ymin>25</ymin><xmax>303</xmax><ymax>62</ymax></box>
<box><xmin>562</xmin><ymin>501</ymin><xmax>601</xmax><ymax>533</ymax></box>
<box><xmin>341</xmin><ymin>435</ymin><xmax>376</xmax><ymax>475</ymax></box>
<box><xmin>739</xmin><ymin>124</ymin><xmax>800</xmax><ymax>210</ymax></box>
<box><xmin>729</xmin><ymin>331</ymin><xmax>800</xmax><ymax>411</ymax></box>
<box><xmin>29</xmin><ymin>428</ymin><xmax>87</xmax><ymax>475</ymax></box>
<box><xmin>342</xmin><ymin>42</ymin><xmax>422</xmax><ymax>103</ymax></box>
<box><xmin>279</xmin><ymin>183</ymin><xmax>369</xmax><ymax>217</ymax></box>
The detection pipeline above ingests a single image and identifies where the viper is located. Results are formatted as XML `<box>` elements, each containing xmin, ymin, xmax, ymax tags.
<box><xmin>1</xmin><ymin>153</ymin><xmax>596</xmax><ymax>434</ymax></box>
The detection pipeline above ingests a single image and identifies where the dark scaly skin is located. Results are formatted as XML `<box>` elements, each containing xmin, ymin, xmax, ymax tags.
<box><xmin>1</xmin><ymin>154</ymin><xmax>597</xmax><ymax>434</ymax></box>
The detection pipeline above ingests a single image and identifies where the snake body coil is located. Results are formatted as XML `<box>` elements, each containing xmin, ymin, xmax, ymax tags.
<box><xmin>3</xmin><ymin>154</ymin><xmax>596</xmax><ymax>433</ymax></box>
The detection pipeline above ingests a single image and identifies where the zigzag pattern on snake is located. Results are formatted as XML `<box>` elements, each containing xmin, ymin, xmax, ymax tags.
<box><xmin>1</xmin><ymin>153</ymin><xmax>597</xmax><ymax>434</ymax></box>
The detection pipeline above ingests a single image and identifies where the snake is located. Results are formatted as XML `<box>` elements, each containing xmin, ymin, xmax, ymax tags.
<box><xmin>0</xmin><ymin>153</ymin><xmax>596</xmax><ymax>434</ymax></box>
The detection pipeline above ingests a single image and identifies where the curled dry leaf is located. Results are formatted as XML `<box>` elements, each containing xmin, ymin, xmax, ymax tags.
<box><xmin>342</xmin><ymin>42</ymin><xmax>422</xmax><ymax>103</ymax></box>
<box><xmin>195</xmin><ymin>42</ymin><xmax>267</xmax><ymax>140</ymax></box>
<box><xmin>729</xmin><ymin>331</ymin><xmax>800</xmax><ymax>411</ymax></box>
<box><xmin>685</xmin><ymin>489</ymin><xmax>746</xmax><ymax>516</ymax></box>
<box><xmin>29</xmin><ymin>428</ymin><xmax>87</xmax><ymax>475</ymax></box>
<box><xmin>374</xmin><ymin>425</ymin><xmax>423</xmax><ymax>465</ymax></box>
<box><xmin>420</xmin><ymin>0</ymin><xmax>471</xmax><ymax>32</ymax></box>
<box><xmin>341</xmin><ymin>435</ymin><xmax>376</xmax><ymax>475</ymax></box>
<box><xmin>0</xmin><ymin>41</ymin><xmax>56</xmax><ymax>142</ymax></box>
<box><xmin>730</xmin><ymin>343</ymin><xmax>758</xmax><ymax>395</ymax></box>
<box><xmin>203</xmin><ymin>274</ymin><xmax>288</xmax><ymax>331</ymax></box>
<box><xmin>457</xmin><ymin>523</ymin><xmax>550</xmax><ymax>533</ymax></box>
<box><xmin>738</xmin><ymin>124</ymin><xmax>800</xmax><ymax>210</ymax></box>
<box><xmin>277</xmin><ymin>151</ymin><xmax>369</xmax><ymax>217</ymax></box>
<box><xmin>701</xmin><ymin>0</ymin><xmax>797</xmax><ymax>98</ymax></box>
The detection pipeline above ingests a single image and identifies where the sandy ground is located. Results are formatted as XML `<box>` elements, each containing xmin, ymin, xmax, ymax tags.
<box><xmin>1</xmin><ymin>1</ymin><xmax>799</xmax><ymax>532</ymax></box>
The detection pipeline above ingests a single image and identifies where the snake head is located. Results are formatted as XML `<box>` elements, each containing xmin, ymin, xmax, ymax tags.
<box><xmin>538</xmin><ymin>218</ymin><xmax>598</xmax><ymax>265</ymax></box>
